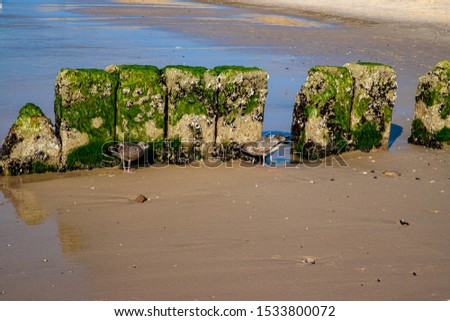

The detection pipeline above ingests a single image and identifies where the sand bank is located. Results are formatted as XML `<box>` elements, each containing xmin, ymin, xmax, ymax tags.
<box><xmin>191</xmin><ymin>0</ymin><xmax>450</xmax><ymax>24</ymax></box>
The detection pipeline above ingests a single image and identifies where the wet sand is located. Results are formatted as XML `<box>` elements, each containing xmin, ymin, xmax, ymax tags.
<box><xmin>1</xmin><ymin>0</ymin><xmax>450</xmax><ymax>300</ymax></box>
<box><xmin>1</xmin><ymin>148</ymin><xmax>449</xmax><ymax>300</ymax></box>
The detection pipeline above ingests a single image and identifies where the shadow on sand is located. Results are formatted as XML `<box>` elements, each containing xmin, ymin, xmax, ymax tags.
<box><xmin>388</xmin><ymin>123</ymin><xmax>403</xmax><ymax>148</ymax></box>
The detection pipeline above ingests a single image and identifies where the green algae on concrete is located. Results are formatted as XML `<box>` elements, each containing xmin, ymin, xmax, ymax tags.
<box><xmin>1</xmin><ymin>103</ymin><xmax>61</xmax><ymax>175</ymax></box>
<box><xmin>211</xmin><ymin>66</ymin><xmax>268</xmax><ymax>145</ymax></box>
<box><xmin>352</xmin><ymin>121</ymin><xmax>383</xmax><ymax>152</ymax></box>
<box><xmin>408</xmin><ymin>60</ymin><xmax>450</xmax><ymax>148</ymax></box>
<box><xmin>54</xmin><ymin>68</ymin><xmax>118</xmax><ymax>168</ymax></box>
<box><xmin>106</xmin><ymin>64</ymin><xmax>166</xmax><ymax>142</ymax></box>
<box><xmin>344</xmin><ymin>62</ymin><xmax>397</xmax><ymax>151</ymax></box>
<box><xmin>162</xmin><ymin>65</ymin><xmax>216</xmax><ymax>163</ymax></box>
<box><xmin>291</xmin><ymin>66</ymin><xmax>353</xmax><ymax>160</ymax></box>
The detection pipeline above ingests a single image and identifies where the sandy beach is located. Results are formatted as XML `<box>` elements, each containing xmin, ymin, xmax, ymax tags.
<box><xmin>2</xmin><ymin>148</ymin><xmax>449</xmax><ymax>300</ymax></box>
<box><xmin>1</xmin><ymin>0</ymin><xmax>450</xmax><ymax>300</ymax></box>
<box><xmin>193</xmin><ymin>0</ymin><xmax>450</xmax><ymax>24</ymax></box>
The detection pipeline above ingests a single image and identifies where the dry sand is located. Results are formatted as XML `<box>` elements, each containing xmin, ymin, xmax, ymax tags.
<box><xmin>1</xmin><ymin>0</ymin><xmax>450</xmax><ymax>301</ymax></box>
<box><xmin>192</xmin><ymin>0</ymin><xmax>450</xmax><ymax>24</ymax></box>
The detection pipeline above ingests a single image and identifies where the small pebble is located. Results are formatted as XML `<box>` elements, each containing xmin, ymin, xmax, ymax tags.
<box><xmin>43</xmin><ymin>259</ymin><xmax>49</xmax><ymax>262</ymax></box>
<box><xmin>399</xmin><ymin>219</ymin><xmax>410</xmax><ymax>226</ymax></box>
<box><xmin>415</xmin><ymin>177</ymin><xmax>421</xmax><ymax>180</ymax></box>
<box><xmin>413</xmin><ymin>272</ymin><xmax>418</xmax><ymax>276</ymax></box>
<box><xmin>304</xmin><ymin>257</ymin><xmax>316</xmax><ymax>264</ymax></box>
<box><xmin>135</xmin><ymin>194</ymin><xmax>148</xmax><ymax>203</ymax></box>
<box><xmin>377</xmin><ymin>278</ymin><xmax>381</xmax><ymax>283</ymax></box>
<box><xmin>383</xmin><ymin>170</ymin><xmax>401</xmax><ymax>177</ymax></box>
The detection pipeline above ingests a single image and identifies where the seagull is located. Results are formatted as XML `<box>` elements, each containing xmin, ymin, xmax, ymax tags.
<box><xmin>241</xmin><ymin>134</ymin><xmax>289</xmax><ymax>166</ymax></box>
<box><xmin>108</xmin><ymin>142</ymin><xmax>149</xmax><ymax>172</ymax></box>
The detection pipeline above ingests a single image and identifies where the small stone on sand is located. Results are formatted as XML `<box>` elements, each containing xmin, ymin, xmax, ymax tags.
<box><xmin>383</xmin><ymin>170</ymin><xmax>401</xmax><ymax>177</ymax></box>
<box><xmin>135</xmin><ymin>194</ymin><xmax>148</xmax><ymax>203</ymax></box>
<box><xmin>303</xmin><ymin>257</ymin><xmax>316</xmax><ymax>264</ymax></box>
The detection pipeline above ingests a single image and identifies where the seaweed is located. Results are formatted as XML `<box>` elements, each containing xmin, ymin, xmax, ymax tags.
<box><xmin>353</xmin><ymin>96</ymin><xmax>370</xmax><ymax>119</ymax></box>
<box><xmin>209</xmin><ymin>65</ymin><xmax>261</xmax><ymax>77</ymax></box>
<box><xmin>352</xmin><ymin>121</ymin><xmax>382</xmax><ymax>152</ymax></box>
<box><xmin>65</xmin><ymin>140</ymin><xmax>112</xmax><ymax>170</ymax></box>
<box><xmin>55</xmin><ymin>68</ymin><xmax>117</xmax><ymax>140</ymax></box>
<box><xmin>440</xmin><ymin>94</ymin><xmax>450</xmax><ymax>119</ymax></box>
<box><xmin>408</xmin><ymin>118</ymin><xmax>442</xmax><ymax>148</ymax></box>
<box><xmin>383</xmin><ymin>104</ymin><xmax>393</xmax><ymax>124</ymax></box>
<box><xmin>436</xmin><ymin>127</ymin><xmax>450</xmax><ymax>143</ymax></box>
<box><xmin>32</xmin><ymin>161</ymin><xmax>58</xmax><ymax>174</ymax></box>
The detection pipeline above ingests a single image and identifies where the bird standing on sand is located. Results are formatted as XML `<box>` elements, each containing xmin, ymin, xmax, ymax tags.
<box><xmin>108</xmin><ymin>142</ymin><xmax>149</xmax><ymax>172</ymax></box>
<box><xmin>241</xmin><ymin>134</ymin><xmax>289</xmax><ymax>166</ymax></box>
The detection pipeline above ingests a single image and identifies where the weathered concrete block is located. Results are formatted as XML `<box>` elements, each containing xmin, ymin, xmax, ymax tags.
<box><xmin>345</xmin><ymin>62</ymin><xmax>397</xmax><ymax>151</ymax></box>
<box><xmin>106</xmin><ymin>64</ymin><xmax>166</xmax><ymax>142</ymax></box>
<box><xmin>1</xmin><ymin>103</ymin><xmax>61</xmax><ymax>175</ymax></box>
<box><xmin>54</xmin><ymin>68</ymin><xmax>117</xmax><ymax>169</ymax></box>
<box><xmin>291</xmin><ymin>66</ymin><xmax>353</xmax><ymax>160</ymax></box>
<box><xmin>162</xmin><ymin>66</ymin><xmax>216</xmax><ymax>163</ymax></box>
<box><xmin>212</xmin><ymin>66</ymin><xmax>268</xmax><ymax>145</ymax></box>
<box><xmin>408</xmin><ymin>60</ymin><xmax>450</xmax><ymax>148</ymax></box>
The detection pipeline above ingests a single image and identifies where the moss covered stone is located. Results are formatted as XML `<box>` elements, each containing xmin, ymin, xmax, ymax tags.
<box><xmin>291</xmin><ymin>66</ymin><xmax>353</xmax><ymax>160</ymax></box>
<box><xmin>162</xmin><ymin>66</ymin><xmax>216</xmax><ymax>162</ymax></box>
<box><xmin>2</xmin><ymin>64</ymin><xmax>271</xmax><ymax>174</ymax></box>
<box><xmin>55</xmin><ymin>68</ymin><xmax>117</xmax><ymax>166</ymax></box>
<box><xmin>409</xmin><ymin>60</ymin><xmax>450</xmax><ymax>148</ymax></box>
<box><xmin>211</xmin><ymin>66</ymin><xmax>268</xmax><ymax>144</ymax></box>
<box><xmin>1</xmin><ymin>103</ymin><xmax>61</xmax><ymax>175</ymax></box>
<box><xmin>106</xmin><ymin>64</ymin><xmax>166</xmax><ymax>142</ymax></box>
<box><xmin>291</xmin><ymin>62</ymin><xmax>398</xmax><ymax>160</ymax></box>
<box><xmin>345</xmin><ymin>62</ymin><xmax>397</xmax><ymax>150</ymax></box>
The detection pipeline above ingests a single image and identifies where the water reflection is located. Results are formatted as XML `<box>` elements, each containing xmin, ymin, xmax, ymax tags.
<box><xmin>58</xmin><ymin>222</ymin><xmax>85</xmax><ymax>254</ymax></box>
<box><xmin>0</xmin><ymin>188</ymin><xmax>87</xmax><ymax>299</ymax></box>
<box><xmin>0</xmin><ymin>179</ymin><xmax>50</xmax><ymax>225</ymax></box>
<box><xmin>0</xmin><ymin>174</ymin><xmax>86</xmax><ymax>254</ymax></box>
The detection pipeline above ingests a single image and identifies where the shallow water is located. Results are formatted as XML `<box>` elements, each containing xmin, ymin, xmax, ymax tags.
<box><xmin>0</xmin><ymin>0</ymin><xmax>320</xmax><ymax>142</ymax></box>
